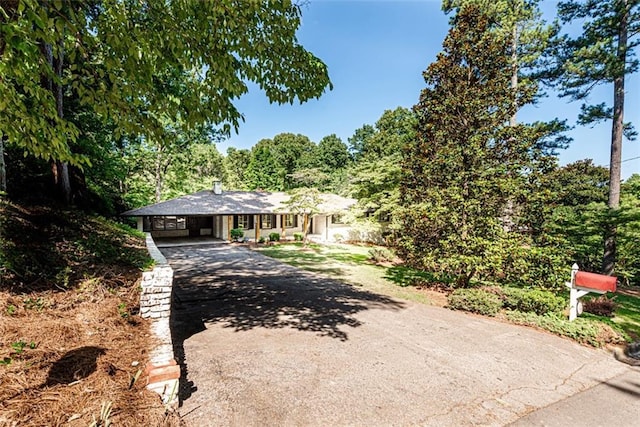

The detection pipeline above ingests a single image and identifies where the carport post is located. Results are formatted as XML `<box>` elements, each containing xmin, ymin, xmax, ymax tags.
<box><xmin>227</xmin><ymin>216</ymin><xmax>232</xmax><ymax>241</ymax></box>
<box><xmin>255</xmin><ymin>214</ymin><xmax>261</xmax><ymax>242</ymax></box>
<box><xmin>281</xmin><ymin>214</ymin><xmax>286</xmax><ymax>239</ymax></box>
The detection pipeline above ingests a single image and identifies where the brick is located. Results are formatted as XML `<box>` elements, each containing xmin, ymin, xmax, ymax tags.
<box><xmin>145</xmin><ymin>360</ymin><xmax>177</xmax><ymax>375</ymax></box>
<box><xmin>148</xmin><ymin>365</ymin><xmax>180</xmax><ymax>384</ymax></box>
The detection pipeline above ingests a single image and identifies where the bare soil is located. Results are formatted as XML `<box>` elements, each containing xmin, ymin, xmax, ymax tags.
<box><xmin>0</xmin><ymin>199</ymin><xmax>179</xmax><ymax>426</ymax></box>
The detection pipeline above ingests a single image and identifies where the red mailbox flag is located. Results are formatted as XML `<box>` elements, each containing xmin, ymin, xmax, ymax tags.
<box><xmin>574</xmin><ymin>271</ymin><xmax>617</xmax><ymax>293</ymax></box>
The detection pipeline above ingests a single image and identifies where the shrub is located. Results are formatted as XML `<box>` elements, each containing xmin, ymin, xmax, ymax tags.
<box><xmin>447</xmin><ymin>289</ymin><xmax>503</xmax><ymax>317</ymax></box>
<box><xmin>498</xmin><ymin>242</ymin><xmax>570</xmax><ymax>292</ymax></box>
<box><xmin>230</xmin><ymin>228</ymin><xmax>244</xmax><ymax>241</ymax></box>
<box><xmin>501</xmin><ymin>287</ymin><xmax>566</xmax><ymax>316</ymax></box>
<box><xmin>583</xmin><ymin>295</ymin><xmax>617</xmax><ymax>317</ymax></box>
<box><xmin>504</xmin><ymin>311</ymin><xmax>626</xmax><ymax>347</ymax></box>
<box><xmin>368</xmin><ymin>247</ymin><xmax>395</xmax><ymax>263</ymax></box>
<box><xmin>333</xmin><ymin>233</ymin><xmax>344</xmax><ymax>242</ymax></box>
<box><xmin>293</xmin><ymin>232</ymin><xmax>304</xmax><ymax>241</ymax></box>
<box><xmin>258</xmin><ymin>236</ymin><xmax>266</xmax><ymax>243</ymax></box>
<box><xmin>268</xmin><ymin>232</ymin><xmax>280</xmax><ymax>242</ymax></box>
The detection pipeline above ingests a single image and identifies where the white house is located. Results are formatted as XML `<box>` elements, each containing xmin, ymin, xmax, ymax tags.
<box><xmin>121</xmin><ymin>184</ymin><xmax>356</xmax><ymax>243</ymax></box>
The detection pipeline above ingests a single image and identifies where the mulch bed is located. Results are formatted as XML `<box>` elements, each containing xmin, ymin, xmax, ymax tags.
<box><xmin>0</xmin><ymin>200</ymin><xmax>181</xmax><ymax>426</ymax></box>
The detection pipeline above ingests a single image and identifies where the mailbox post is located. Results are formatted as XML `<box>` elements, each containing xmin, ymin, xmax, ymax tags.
<box><xmin>566</xmin><ymin>263</ymin><xmax>617</xmax><ymax>321</ymax></box>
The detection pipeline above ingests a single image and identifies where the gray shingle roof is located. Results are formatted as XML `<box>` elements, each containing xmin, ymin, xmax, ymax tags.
<box><xmin>121</xmin><ymin>190</ymin><xmax>355</xmax><ymax>216</ymax></box>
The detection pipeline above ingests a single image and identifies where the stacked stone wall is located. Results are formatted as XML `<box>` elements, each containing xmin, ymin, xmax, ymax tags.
<box><xmin>140</xmin><ymin>234</ymin><xmax>179</xmax><ymax>407</ymax></box>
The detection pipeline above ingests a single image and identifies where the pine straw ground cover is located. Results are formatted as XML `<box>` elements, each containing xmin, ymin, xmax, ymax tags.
<box><xmin>0</xmin><ymin>199</ymin><xmax>179</xmax><ymax>426</ymax></box>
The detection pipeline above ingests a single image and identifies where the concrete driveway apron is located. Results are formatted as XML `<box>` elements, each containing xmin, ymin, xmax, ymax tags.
<box><xmin>161</xmin><ymin>243</ymin><xmax>635</xmax><ymax>426</ymax></box>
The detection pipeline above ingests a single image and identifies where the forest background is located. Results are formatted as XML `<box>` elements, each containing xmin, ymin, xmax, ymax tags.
<box><xmin>1</xmin><ymin>0</ymin><xmax>639</xmax><ymax>289</ymax></box>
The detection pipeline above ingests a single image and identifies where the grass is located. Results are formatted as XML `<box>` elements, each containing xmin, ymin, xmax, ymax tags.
<box><xmin>255</xmin><ymin>242</ymin><xmax>640</xmax><ymax>346</ymax></box>
<box><xmin>256</xmin><ymin>242</ymin><xmax>447</xmax><ymax>306</ymax></box>
<box><xmin>605</xmin><ymin>292</ymin><xmax>640</xmax><ymax>340</ymax></box>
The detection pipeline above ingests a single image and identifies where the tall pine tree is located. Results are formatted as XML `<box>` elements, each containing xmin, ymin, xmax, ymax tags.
<box><xmin>554</xmin><ymin>0</ymin><xmax>639</xmax><ymax>275</ymax></box>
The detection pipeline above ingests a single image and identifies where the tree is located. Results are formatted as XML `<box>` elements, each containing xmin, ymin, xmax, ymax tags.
<box><xmin>316</xmin><ymin>134</ymin><xmax>350</xmax><ymax>172</ymax></box>
<box><xmin>223</xmin><ymin>147</ymin><xmax>251</xmax><ymax>190</ymax></box>
<box><xmin>348</xmin><ymin>107</ymin><xmax>416</xmax><ymax>221</ymax></box>
<box><xmin>282</xmin><ymin>187</ymin><xmax>324</xmax><ymax>245</ymax></box>
<box><xmin>0</xmin><ymin>0</ymin><xmax>331</xmax><ymax>203</ymax></box>
<box><xmin>347</xmin><ymin>124</ymin><xmax>376</xmax><ymax>162</ymax></box>
<box><xmin>245</xmin><ymin>139</ymin><xmax>284</xmax><ymax>191</ymax></box>
<box><xmin>443</xmin><ymin>0</ymin><xmax>558</xmax><ymax>124</ymax></box>
<box><xmin>270</xmin><ymin>133</ymin><xmax>316</xmax><ymax>189</ymax></box>
<box><xmin>554</xmin><ymin>0</ymin><xmax>639</xmax><ymax>275</ymax></box>
<box><xmin>398</xmin><ymin>5</ymin><xmax>538</xmax><ymax>287</ymax></box>
<box><xmin>164</xmin><ymin>143</ymin><xmax>226</xmax><ymax>200</ymax></box>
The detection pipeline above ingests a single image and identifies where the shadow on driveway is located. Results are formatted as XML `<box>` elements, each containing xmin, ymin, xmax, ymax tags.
<box><xmin>161</xmin><ymin>244</ymin><xmax>405</xmax><ymax>404</ymax></box>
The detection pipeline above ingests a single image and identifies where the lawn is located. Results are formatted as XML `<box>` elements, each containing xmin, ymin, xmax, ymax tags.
<box><xmin>255</xmin><ymin>242</ymin><xmax>640</xmax><ymax>345</ymax></box>
<box><xmin>255</xmin><ymin>242</ymin><xmax>448</xmax><ymax>306</ymax></box>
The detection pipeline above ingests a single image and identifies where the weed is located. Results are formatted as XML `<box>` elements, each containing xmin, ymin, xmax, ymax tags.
<box><xmin>6</xmin><ymin>304</ymin><xmax>16</xmax><ymax>315</ymax></box>
<box><xmin>55</xmin><ymin>266</ymin><xmax>73</xmax><ymax>288</ymax></box>
<box><xmin>368</xmin><ymin>247</ymin><xmax>395</xmax><ymax>263</ymax></box>
<box><xmin>117</xmin><ymin>302</ymin><xmax>129</xmax><ymax>319</ymax></box>
<box><xmin>89</xmin><ymin>401</ymin><xmax>112</xmax><ymax>427</ymax></box>
<box><xmin>23</xmin><ymin>297</ymin><xmax>45</xmax><ymax>311</ymax></box>
<box><xmin>0</xmin><ymin>357</ymin><xmax>11</xmax><ymax>366</ymax></box>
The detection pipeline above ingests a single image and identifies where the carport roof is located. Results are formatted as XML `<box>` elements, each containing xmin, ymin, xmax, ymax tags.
<box><xmin>121</xmin><ymin>190</ymin><xmax>356</xmax><ymax>216</ymax></box>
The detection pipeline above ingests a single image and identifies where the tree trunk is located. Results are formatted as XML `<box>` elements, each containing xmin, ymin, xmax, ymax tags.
<box><xmin>602</xmin><ymin>2</ymin><xmax>627</xmax><ymax>276</ymax></box>
<box><xmin>510</xmin><ymin>24</ymin><xmax>519</xmax><ymax>127</ymax></box>
<box><xmin>154</xmin><ymin>148</ymin><xmax>164</xmax><ymax>203</ymax></box>
<box><xmin>54</xmin><ymin>33</ymin><xmax>71</xmax><ymax>204</ymax></box>
<box><xmin>0</xmin><ymin>135</ymin><xmax>6</xmax><ymax>193</ymax></box>
<box><xmin>155</xmin><ymin>163</ymin><xmax>163</xmax><ymax>203</ymax></box>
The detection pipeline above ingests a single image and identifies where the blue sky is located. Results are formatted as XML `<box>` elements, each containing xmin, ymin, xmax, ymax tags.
<box><xmin>222</xmin><ymin>0</ymin><xmax>639</xmax><ymax>180</ymax></box>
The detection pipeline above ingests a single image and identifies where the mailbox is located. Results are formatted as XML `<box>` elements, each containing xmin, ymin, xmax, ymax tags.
<box><xmin>574</xmin><ymin>271</ymin><xmax>617</xmax><ymax>293</ymax></box>
<box><xmin>567</xmin><ymin>264</ymin><xmax>617</xmax><ymax>321</ymax></box>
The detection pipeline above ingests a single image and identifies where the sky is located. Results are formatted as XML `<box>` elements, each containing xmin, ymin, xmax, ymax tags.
<box><xmin>222</xmin><ymin>0</ymin><xmax>639</xmax><ymax>180</ymax></box>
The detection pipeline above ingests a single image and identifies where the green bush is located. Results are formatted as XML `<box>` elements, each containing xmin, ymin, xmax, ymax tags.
<box><xmin>293</xmin><ymin>232</ymin><xmax>304</xmax><ymax>241</ymax></box>
<box><xmin>447</xmin><ymin>289</ymin><xmax>503</xmax><ymax>317</ymax></box>
<box><xmin>258</xmin><ymin>236</ymin><xmax>266</xmax><ymax>243</ymax></box>
<box><xmin>501</xmin><ymin>287</ymin><xmax>566</xmax><ymax>315</ymax></box>
<box><xmin>368</xmin><ymin>247</ymin><xmax>395</xmax><ymax>263</ymax></box>
<box><xmin>498</xmin><ymin>242</ymin><xmax>570</xmax><ymax>292</ymax></box>
<box><xmin>504</xmin><ymin>311</ymin><xmax>626</xmax><ymax>347</ymax></box>
<box><xmin>230</xmin><ymin>228</ymin><xmax>244</xmax><ymax>241</ymax></box>
<box><xmin>268</xmin><ymin>232</ymin><xmax>280</xmax><ymax>242</ymax></box>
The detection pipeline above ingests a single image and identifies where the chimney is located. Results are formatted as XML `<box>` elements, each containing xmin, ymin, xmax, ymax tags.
<box><xmin>213</xmin><ymin>180</ymin><xmax>222</xmax><ymax>195</ymax></box>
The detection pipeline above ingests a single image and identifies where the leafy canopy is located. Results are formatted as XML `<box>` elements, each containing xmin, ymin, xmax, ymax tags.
<box><xmin>0</xmin><ymin>0</ymin><xmax>332</xmax><ymax>164</ymax></box>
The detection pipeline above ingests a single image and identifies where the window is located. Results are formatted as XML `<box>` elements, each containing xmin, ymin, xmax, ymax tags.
<box><xmin>331</xmin><ymin>214</ymin><xmax>345</xmax><ymax>224</ymax></box>
<box><xmin>236</xmin><ymin>215</ymin><xmax>252</xmax><ymax>229</ymax></box>
<box><xmin>284</xmin><ymin>214</ymin><xmax>297</xmax><ymax>228</ymax></box>
<box><xmin>149</xmin><ymin>216</ymin><xmax>186</xmax><ymax>231</ymax></box>
<box><xmin>261</xmin><ymin>214</ymin><xmax>274</xmax><ymax>229</ymax></box>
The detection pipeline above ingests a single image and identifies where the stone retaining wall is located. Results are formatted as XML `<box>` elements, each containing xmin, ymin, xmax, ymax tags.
<box><xmin>140</xmin><ymin>233</ymin><xmax>180</xmax><ymax>407</ymax></box>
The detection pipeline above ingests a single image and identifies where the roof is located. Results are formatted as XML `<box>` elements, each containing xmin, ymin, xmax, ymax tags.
<box><xmin>121</xmin><ymin>190</ymin><xmax>356</xmax><ymax>216</ymax></box>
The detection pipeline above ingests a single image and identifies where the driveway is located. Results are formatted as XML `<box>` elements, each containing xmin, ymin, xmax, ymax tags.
<box><xmin>161</xmin><ymin>244</ymin><xmax>637</xmax><ymax>426</ymax></box>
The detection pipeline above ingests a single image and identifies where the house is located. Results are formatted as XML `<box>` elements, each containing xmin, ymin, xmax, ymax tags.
<box><xmin>121</xmin><ymin>183</ymin><xmax>356</xmax><ymax>242</ymax></box>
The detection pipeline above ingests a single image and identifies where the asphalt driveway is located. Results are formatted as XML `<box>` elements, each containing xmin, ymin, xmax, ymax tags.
<box><xmin>161</xmin><ymin>243</ymin><xmax>637</xmax><ymax>426</ymax></box>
